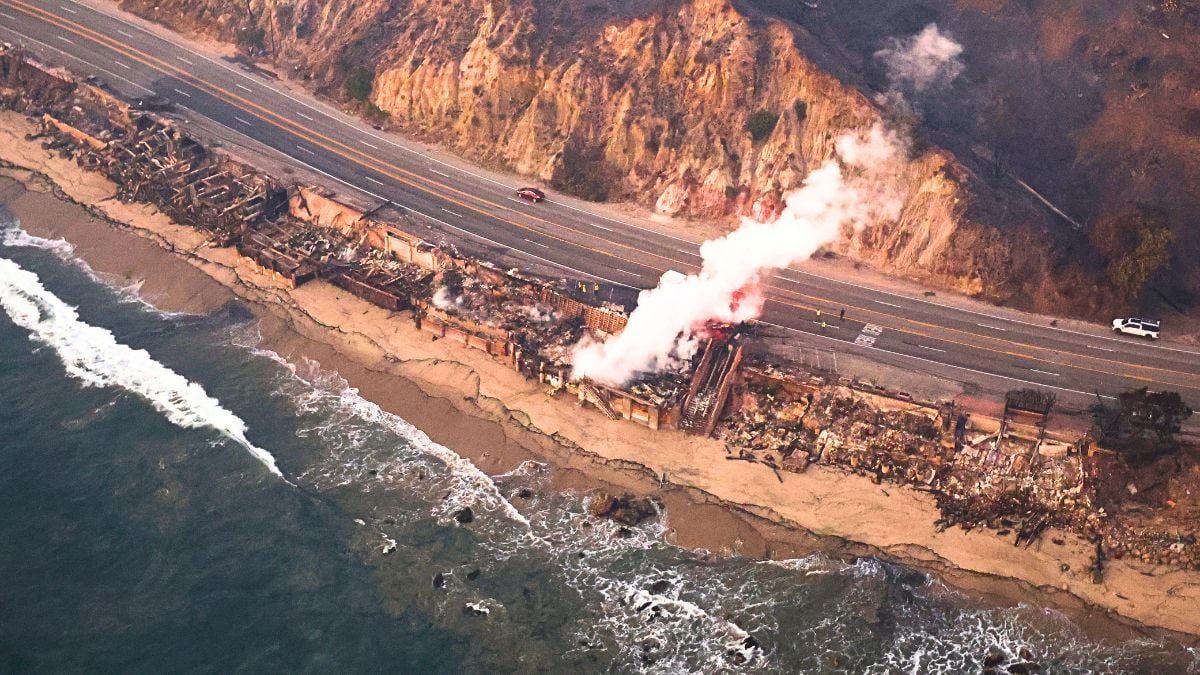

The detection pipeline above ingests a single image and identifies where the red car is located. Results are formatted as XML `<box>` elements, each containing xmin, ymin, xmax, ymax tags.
<box><xmin>516</xmin><ymin>187</ymin><xmax>546</xmax><ymax>202</ymax></box>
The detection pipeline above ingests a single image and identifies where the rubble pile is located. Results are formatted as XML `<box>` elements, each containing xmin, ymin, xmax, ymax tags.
<box><xmin>625</xmin><ymin>371</ymin><xmax>689</xmax><ymax>409</ymax></box>
<box><xmin>7</xmin><ymin>46</ymin><xmax>1198</xmax><ymax>575</ymax></box>
<box><xmin>4</xmin><ymin>47</ymin><xmax>290</xmax><ymax>247</ymax></box>
<box><xmin>1087</xmin><ymin>451</ymin><xmax>1200</xmax><ymax>570</ymax></box>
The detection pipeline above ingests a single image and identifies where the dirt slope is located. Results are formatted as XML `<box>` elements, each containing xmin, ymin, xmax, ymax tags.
<box><xmin>117</xmin><ymin>0</ymin><xmax>1193</xmax><ymax>317</ymax></box>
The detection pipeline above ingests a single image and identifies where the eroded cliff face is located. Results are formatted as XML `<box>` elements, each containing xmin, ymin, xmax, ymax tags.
<box><xmin>119</xmin><ymin>0</ymin><xmax>1093</xmax><ymax>313</ymax></box>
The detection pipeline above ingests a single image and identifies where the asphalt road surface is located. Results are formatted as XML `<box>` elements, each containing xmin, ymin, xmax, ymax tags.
<box><xmin>3</xmin><ymin>0</ymin><xmax>1200</xmax><ymax>412</ymax></box>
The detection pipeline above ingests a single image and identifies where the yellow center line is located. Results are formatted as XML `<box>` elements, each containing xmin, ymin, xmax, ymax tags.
<box><xmin>9</xmin><ymin>0</ymin><xmax>1198</xmax><ymax>390</ymax></box>
<box><xmin>5</xmin><ymin>0</ymin><xmax>666</xmax><ymax>271</ymax></box>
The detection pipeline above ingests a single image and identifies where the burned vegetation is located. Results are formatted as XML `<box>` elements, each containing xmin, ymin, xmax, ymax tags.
<box><xmin>4</xmin><ymin>45</ymin><xmax>1197</xmax><ymax>577</ymax></box>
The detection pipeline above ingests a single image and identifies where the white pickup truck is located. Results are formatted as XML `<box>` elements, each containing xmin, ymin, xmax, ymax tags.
<box><xmin>1112</xmin><ymin>317</ymin><xmax>1161</xmax><ymax>340</ymax></box>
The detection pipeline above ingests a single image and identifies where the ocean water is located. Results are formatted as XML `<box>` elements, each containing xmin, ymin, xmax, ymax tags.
<box><xmin>1</xmin><ymin>211</ymin><xmax>1197</xmax><ymax>674</ymax></box>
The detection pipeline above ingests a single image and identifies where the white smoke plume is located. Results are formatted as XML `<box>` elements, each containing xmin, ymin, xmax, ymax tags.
<box><xmin>875</xmin><ymin>24</ymin><xmax>964</xmax><ymax>93</ymax></box>
<box><xmin>571</xmin><ymin>124</ymin><xmax>908</xmax><ymax>386</ymax></box>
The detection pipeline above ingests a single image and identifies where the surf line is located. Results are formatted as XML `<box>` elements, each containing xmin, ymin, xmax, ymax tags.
<box><xmin>0</xmin><ymin>256</ymin><xmax>287</xmax><ymax>481</ymax></box>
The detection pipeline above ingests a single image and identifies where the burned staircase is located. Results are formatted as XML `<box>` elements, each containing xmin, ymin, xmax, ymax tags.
<box><xmin>679</xmin><ymin>336</ymin><xmax>744</xmax><ymax>435</ymax></box>
<box><xmin>579</xmin><ymin>382</ymin><xmax>621</xmax><ymax>420</ymax></box>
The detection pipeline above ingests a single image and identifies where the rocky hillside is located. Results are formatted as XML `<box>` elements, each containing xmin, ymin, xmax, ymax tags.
<box><xmin>759</xmin><ymin>0</ymin><xmax>1200</xmax><ymax>317</ymax></box>
<box><xmin>117</xmin><ymin>0</ymin><xmax>1157</xmax><ymax>316</ymax></box>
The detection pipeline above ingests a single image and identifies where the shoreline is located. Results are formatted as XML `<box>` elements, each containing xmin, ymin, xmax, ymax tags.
<box><xmin>2</xmin><ymin>113</ymin><xmax>1198</xmax><ymax>644</ymax></box>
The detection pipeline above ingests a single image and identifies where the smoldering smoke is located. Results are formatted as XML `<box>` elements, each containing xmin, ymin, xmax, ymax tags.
<box><xmin>571</xmin><ymin>26</ymin><xmax>967</xmax><ymax>387</ymax></box>
<box><xmin>571</xmin><ymin>125</ymin><xmax>909</xmax><ymax>386</ymax></box>
<box><xmin>874</xmin><ymin>23</ymin><xmax>965</xmax><ymax>94</ymax></box>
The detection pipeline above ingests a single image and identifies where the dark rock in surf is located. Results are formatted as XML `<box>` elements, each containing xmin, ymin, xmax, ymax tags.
<box><xmin>433</xmin><ymin>572</ymin><xmax>446</xmax><ymax>589</ymax></box>
<box><xmin>454</xmin><ymin>507</ymin><xmax>475</xmax><ymax>524</ymax></box>
<box><xmin>588</xmin><ymin>491</ymin><xmax>659</xmax><ymax>526</ymax></box>
<box><xmin>984</xmin><ymin>646</ymin><xmax>1007</xmax><ymax>667</ymax></box>
<box><xmin>466</xmin><ymin>568</ymin><xmax>481</xmax><ymax>581</ymax></box>
<box><xmin>649</xmin><ymin>579</ymin><xmax>671</xmax><ymax>594</ymax></box>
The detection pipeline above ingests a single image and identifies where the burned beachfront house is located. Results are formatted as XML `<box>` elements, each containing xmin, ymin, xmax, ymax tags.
<box><xmin>8</xmin><ymin>45</ymin><xmax>1199</xmax><ymax>574</ymax></box>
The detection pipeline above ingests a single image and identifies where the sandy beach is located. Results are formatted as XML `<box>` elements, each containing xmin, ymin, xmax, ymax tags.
<box><xmin>2</xmin><ymin>110</ymin><xmax>1198</xmax><ymax>644</ymax></box>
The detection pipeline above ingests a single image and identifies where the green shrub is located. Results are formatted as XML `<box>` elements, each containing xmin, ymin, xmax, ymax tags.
<box><xmin>236</xmin><ymin>26</ymin><xmax>266</xmax><ymax>51</ymax></box>
<box><xmin>551</xmin><ymin>143</ymin><xmax>621</xmax><ymax>202</ymax></box>
<box><xmin>1107</xmin><ymin>212</ymin><xmax>1175</xmax><ymax>302</ymax></box>
<box><xmin>745</xmin><ymin>109</ymin><xmax>779</xmax><ymax>141</ymax></box>
<box><xmin>793</xmin><ymin>100</ymin><xmax>808</xmax><ymax>124</ymax></box>
<box><xmin>344</xmin><ymin>66</ymin><xmax>375</xmax><ymax>102</ymax></box>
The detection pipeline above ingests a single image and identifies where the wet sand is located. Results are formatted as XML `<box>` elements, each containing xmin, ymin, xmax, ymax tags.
<box><xmin>2</xmin><ymin>111</ymin><xmax>1198</xmax><ymax>644</ymax></box>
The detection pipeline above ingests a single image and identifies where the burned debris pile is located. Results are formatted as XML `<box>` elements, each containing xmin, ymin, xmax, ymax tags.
<box><xmin>5</xmin><ymin>46</ymin><xmax>1197</xmax><ymax>575</ymax></box>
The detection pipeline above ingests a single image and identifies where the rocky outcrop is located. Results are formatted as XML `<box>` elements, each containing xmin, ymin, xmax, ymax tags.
<box><xmin>588</xmin><ymin>491</ymin><xmax>660</xmax><ymax>526</ymax></box>
<box><xmin>118</xmin><ymin>0</ymin><xmax>1119</xmax><ymax>313</ymax></box>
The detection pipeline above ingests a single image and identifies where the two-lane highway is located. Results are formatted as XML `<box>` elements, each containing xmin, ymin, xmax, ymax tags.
<box><xmin>3</xmin><ymin>0</ymin><xmax>1200</xmax><ymax>408</ymax></box>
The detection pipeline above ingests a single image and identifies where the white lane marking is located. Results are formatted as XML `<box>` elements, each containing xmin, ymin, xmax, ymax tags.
<box><xmin>176</xmin><ymin>56</ymin><xmax>194</xmax><ymax>65</ymax></box>
<box><xmin>676</xmin><ymin>248</ymin><xmax>700</xmax><ymax>257</ymax></box>
<box><xmin>506</xmin><ymin>197</ymin><xmax>528</xmax><ymax>205</ymax></box>
<box><xmin>610</xmin><ymin>268</ymin><xmax>643</xmax><ymax>277</ymax></box>
<box><xmin>441</xmin><ymin>209</ymin><xmax>463</xmax><ymax>218</ymax></box>
<box><xmin>73</xmin><ymin>4</ymin><xmax>704</xmax><ymax>250</ymax></box>
<box><xmin>59</xmin><ymin>0</ymin><xmax>1200</xmax><ymax>353</ymax></box>
<box><xmin>147</xmin><ymin>97</ymin><xmax>639</xmax><ymax>291</ymax></box>
<box><xmin>0</xmin><ymin>27</ymin><xmax>153</xmax><ymax>94</ymax></box>
<box><xmin>297</xmin><ymin>112</ymin><xmax>314</xmax><ymax>121</ymax></box>
<box><xmin>523</xmin><ymin>238</ymin><xmax>550</xmax><ymax>249</ymax></box>
<box><xmin>778</xmin><ymin>269</ymin><xmax>1200</xmax><ymax>357</ymax></box>
<box><xmin>236</xmin><ymin>83</ymin><xmax>253</xmax><ymax>93</ymax></box>
<box><xmin>1089</xmin><ymin>345</ymin><xmax>1115</xmax><ymax>352</ymax></box>
<box><xmin>234</xmin><ymin>116</ymin><xmax>253</xmax><ymax>126</ymax></box>
<box><xmin>1029</xmin><ymin>368</ymin><xmax>1060</xmax><ymax>377</ymax></box>
<box><xmin>59</xmin><ymin>5</ymin><xmax>78</xmax><ymax>13</ymax></box>
<box><xmin>430</xmin><ymin>169</ymin><xmax>450</xmax><ymax>178</ymax></box>
<box><xmin>756</xmin><ymin>320</ymin><xmax>1116</xmax><ymax>400</ymax></box>
<box><xmin>875</xmin><ymin>300</ymin><xmax>902</xmax><ymax>308</ymax></box>
<box><xmin>0</xmin><ymin>12</ymin><xmax>18</xmax><ymax>20</ymax></box>
<box><xmin>56</xmin><ymin>35</ymin><xmax>74</xmax><ymax>44</ymax></box>
<box><xmin>172</xmin><ymin>87</ymin><xmax>192</xmax><ymax>98</ymax></box>
<box><xmin>977</xmin><ymin>323</ymin><xmax>1007</xmax><ymax>332</ymax></box>
<box><xmin>296</xmin><ymin>145</ymin><xmax>316</xmax><ymax>155</ymax></box>
<box><xmin>589</xmin><ymin>222</ymin><xmax>614</xmax><ymax>232</ymax></box>
<box><xmin>364</xmin><ymin>176</ymin><xmax>385</xmax><ymax>186</ymax></box>
<box><xmin>114</xmin><ymin>60</ymin><xmax>131</xmax><ymax>69</ymax></box>
<box><xmin>919</xmin><ymin>344</ymin><xmax>947</xmax><ymax>353</ymax></box>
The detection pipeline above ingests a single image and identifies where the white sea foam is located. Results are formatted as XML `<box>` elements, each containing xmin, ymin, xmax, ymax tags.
<box><xmin>1</xmin><ymin>218</ymin><xmax>192</xmax><ymax>316</ymax></box>
<box><xmin>226</xmin><ymin>332</ymin><xmax>763</xmax><ymax>670</ymax></box>
<box><xmin>232</xmin><ymin>334</ymin><xmax>528</xmax><ymax>527</ymax></box>
<box><xmin>1</xmin><ymin>218</ymin><xmax>77</xmax><ymax>259</ymax></box>
<box><xmin>223</xmin><ymin>327</ymin><xmax>1185</xmax><ymax>674</ymax></box>
<box><xmin>0</xmin><ymin>256</ymin><xmax>283</xmax><ymax>478</ymax></box>
<box><xmin>498</xmin><ymin>498</ymin><xmax>771</xmax><ymax>672</ymax></box>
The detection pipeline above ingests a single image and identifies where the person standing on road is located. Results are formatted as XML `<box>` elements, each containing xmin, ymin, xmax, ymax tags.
<box><xmin>839</xmin><ymin>308</ymin><xmax>845</xmax><ymax>321</ymax></box>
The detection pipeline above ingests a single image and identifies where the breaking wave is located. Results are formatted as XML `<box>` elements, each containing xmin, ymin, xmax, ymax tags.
<box><xmin>229</xmin><ymin>329</ymin><xmax>764</xmax><ymax>671</ymax></box>
<box><xmin>230</xmin><ymin>329</ymin><xmax>526</xmax><ymax>526</ymax></box>
<box><xmin>0</xmin><ymin>256</ymin><xmax>283</xmax><ymax>478</ymax></box>
<box><xmin>224</xmin><ymin>321</ymin><xmax>1199</xmax><ymax>673</ymax></box>
<box><xmin>1</xmin><ymin>212</ymin><xmax>77</xmax><ymax>259</ymax></box>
